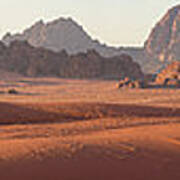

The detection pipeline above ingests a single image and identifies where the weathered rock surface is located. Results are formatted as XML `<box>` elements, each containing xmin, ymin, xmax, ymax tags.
<box><xmin>145</xmin><ymin>5</ymin><xmax>180</xmax><ymax>65</ymax></box>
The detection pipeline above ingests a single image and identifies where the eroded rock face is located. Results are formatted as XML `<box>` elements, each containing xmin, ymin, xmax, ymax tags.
<box><xmin>145</xmin><ymin>5</ymin><xmax>180</xmax><ymax>64</ymax></box>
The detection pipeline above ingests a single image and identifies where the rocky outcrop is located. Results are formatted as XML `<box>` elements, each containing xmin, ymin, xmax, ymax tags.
<box><xmin>0</xmin><ymin>41</ymin><xmax>144</xmax><ymax>80</ymax></box>
<box><xmin>155</xmin><ymin>61</ymin><xmax>180</xmax><ymax>86</ymax></box>
<box><xmin>117</xmin><ymin>77</ymin><xmax>147</xmax><ymax>89</ymax></box>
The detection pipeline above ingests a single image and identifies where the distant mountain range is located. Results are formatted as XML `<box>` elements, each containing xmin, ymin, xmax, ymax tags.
<box><xmin>1</xmin><ymin>17</ymin><xmax>148</xmax><ymax>72</ymax></box>
<box><xmin>2</xmin><ymin>4</ymin><xmax>180</xmax><ymax>74</ymax></box>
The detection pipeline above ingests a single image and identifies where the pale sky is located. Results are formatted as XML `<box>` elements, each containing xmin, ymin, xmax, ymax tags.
<box><xmin>0</xmin><ymin>0</ymin><xmax>179</xmax><ymax>47</ymax></box>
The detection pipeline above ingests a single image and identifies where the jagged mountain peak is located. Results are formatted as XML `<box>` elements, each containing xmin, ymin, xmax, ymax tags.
<box><xmin>2</xmin><ymin>16</ymin><xmax>96</xmax><ymax>53</ymax></box>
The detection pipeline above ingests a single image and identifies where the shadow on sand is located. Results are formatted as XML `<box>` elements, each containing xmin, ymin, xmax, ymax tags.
<box><xmin>0</xmin><ymin>102</ymin><xmax>180</xmax><ymax>125</ymax></box>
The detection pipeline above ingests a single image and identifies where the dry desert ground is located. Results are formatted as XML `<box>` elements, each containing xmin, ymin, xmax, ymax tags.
<box><xmin>0</xmin><ymin>78</ymin><xmax>180</xmax><ymax>180</ymax></box>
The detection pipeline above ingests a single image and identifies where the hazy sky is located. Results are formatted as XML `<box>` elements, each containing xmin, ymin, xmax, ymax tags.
<box><xmin>0</xmin><ymin>0</ymin><xmax>179</xmax><ymax>47</ymax></box>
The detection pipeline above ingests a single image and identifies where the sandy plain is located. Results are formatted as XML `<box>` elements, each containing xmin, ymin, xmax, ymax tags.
<box><xmin>0</xmin><ymin>78</ymin><xmax>180</xmax><ymax>180</ymax></box>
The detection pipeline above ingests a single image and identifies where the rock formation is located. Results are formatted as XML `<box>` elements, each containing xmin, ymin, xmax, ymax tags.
<box><xmin>145</xmin><ymin>5</ymin><xmax>180</xmax><ymax>64</ymax></box>
<box><xmin>155</xmin><ymin>61</ymin><xmax>180</xmax><ymax>87</ymax></box>
<box><xmin>117</xmin><ymin>77</ymin><xmax>146</xmax><ymax>89</ymax></box>
<box><xmin>0</xmin><ymin>41</ymin><xmax>144</xmax><ymax>80</ymax></box>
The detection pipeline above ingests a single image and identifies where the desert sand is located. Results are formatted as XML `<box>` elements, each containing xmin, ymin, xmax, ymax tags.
<box><xmin>0</xmin><ymin>78</ymin><xmax>180</xmax><ymax>180</ymax></box>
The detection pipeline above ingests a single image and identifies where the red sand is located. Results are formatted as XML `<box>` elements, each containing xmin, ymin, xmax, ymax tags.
<box><xmin>0</xmin><ymin>79</ymin><xmax>180</xmax><ymax>180</ymax></box>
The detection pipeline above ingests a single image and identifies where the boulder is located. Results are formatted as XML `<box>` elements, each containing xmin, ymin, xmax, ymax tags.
<box><xmin>117</xmin><ymin>78</ymin><xmax>147</xmax><ymax>89</ymax></box>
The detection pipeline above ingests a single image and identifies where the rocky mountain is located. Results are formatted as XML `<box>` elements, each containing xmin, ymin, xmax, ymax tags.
<box><xmin>0</xmin><ymin>41</ymin><xmax>143</xmax><ymax>80</ymax></box>
<box><xmin>2</xmin><ymin>18</ymin><xmax>119</xmax><ymax>55</ymax></box>
<box><xmin>145</xmin><ymin>5</ymin><xmax>180</xmax><ymax>64</ymax></box>
<box><xmin>2</xmin><ymin>18</ymin><xmax>147</xmax><ymax>72</ymax></box>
